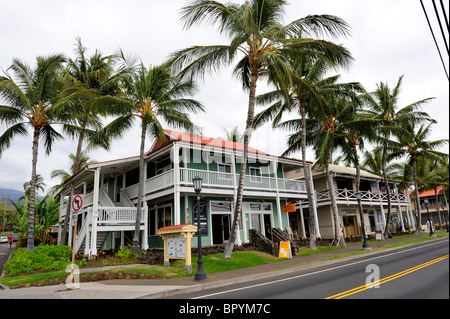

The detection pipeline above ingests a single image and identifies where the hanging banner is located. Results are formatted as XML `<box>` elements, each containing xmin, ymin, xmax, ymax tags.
<box><xmin>282</xmin><ymin>203</ymin><xmax>296</xmax><ymax>213</ymax></box>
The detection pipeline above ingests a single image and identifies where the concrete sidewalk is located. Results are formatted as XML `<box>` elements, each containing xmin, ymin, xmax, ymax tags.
<box><xmin>0</xmin><ymin>234</ymin><xmax>447</xmax><ymax>299</ymax></box>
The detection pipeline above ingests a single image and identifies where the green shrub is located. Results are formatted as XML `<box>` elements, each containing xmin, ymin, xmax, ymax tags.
<box><xmin>4</xmin><ymin>245</ymin><xmax>86</xmax><ymax>276</ymax></box>
<box><xmin>17</xmin><ymin>236</ymin><xmax>40</xmax><ymax>248</ymax></box>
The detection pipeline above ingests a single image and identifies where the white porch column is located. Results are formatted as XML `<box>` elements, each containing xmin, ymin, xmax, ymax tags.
<box><xmin>272</xmin><ymin>160</ymin><xmax>283</xmax><ymax>230</ymax></box>
<box><xmin>84</xmin><ymin>209</ymin><xmax>91</xmax><ymax>256</ymax></box>
<box><xmin>406</xmin><ymin>191</ymin><xmax>416</xmax><ymax>231</ymax></box>
<box><xmin>395</xmin><ymin>186</ymin><xmax>405</xmax><ymax>232</ymax></box>
<box><xmin>231</xmin><ymin>151</ymin><xmax>242</xmax><ymax>245</ymax></box>
<box><xmin>307</xmin><ymin>164</ymin><xmax>321</xmax><ymax>238</ymax></box>
<box><xmin>377</xmin><ymin>181</ymin><xmax>387</xmax><ymax>233</ymax></box>
<box><xmin>142</xmin><ymin>204</ymin><xmax>149</xmax><ymax>250</ymax></box>
<box><xmin>90</xmin><ymin>167</ymin><xmax>100</xmax><ymax>256</ymax></box>
<box><xmin>173</xmin><ymin>143</ymin><xmax>181</xmax><ymax>225</ymax></box>
<box><xmin>298</xmin><ymin>201</ymin><xmax>306</xmax><ymax>238</ymax></box>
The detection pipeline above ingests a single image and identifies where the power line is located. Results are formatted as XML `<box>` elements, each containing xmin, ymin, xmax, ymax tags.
<box><xmin>432</xmin><ymin>0</ymin><xmax>449</xmax><ymax>54</ymax></box>
<box><xmin>420</xmin><ymin>0</ymin><xmax>449</xmax><ymax>80</ymax></box>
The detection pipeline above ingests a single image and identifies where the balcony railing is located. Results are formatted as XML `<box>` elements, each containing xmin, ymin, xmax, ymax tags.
<box><xmin>316</xmin><ymin>188</ymin><xmax>409</xmax><ymax>205</ymax></box>
<box><xmin>121</xmin><ymin>167</ymin><xmax>306</xmax><ymax>200</ymax></box>
<box><xmin>179</xmin><ymin>168</ymin><xmax>306</xmax><ymax>194</ymax></box>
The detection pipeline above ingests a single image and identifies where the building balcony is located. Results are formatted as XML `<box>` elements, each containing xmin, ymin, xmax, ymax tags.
<box><xmin>122</xmin><ymin>167</ymin><xmax>307</xmax><ymax>201</ymax></box>
<box><xmin>315</xmin><ymin>188</ymin><xmax>410</xmax><ymax>207</ymax></box>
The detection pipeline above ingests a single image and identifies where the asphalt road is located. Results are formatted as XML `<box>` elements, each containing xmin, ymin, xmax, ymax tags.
<box><xmin>172</xmin><ymin>238</ymin><xmax>449</xmax><ymax>299</ymax></box>
<box><xmin>0</xmin><ymin>242</ymin><xmax>15</xmax><ymax>278</ymax></box>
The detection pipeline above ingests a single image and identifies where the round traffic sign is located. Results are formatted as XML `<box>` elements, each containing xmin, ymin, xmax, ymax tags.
<box><xmin>71</xmin><ymin>195</ymin><xmax>83</xmax><ymax>212</ymax></box>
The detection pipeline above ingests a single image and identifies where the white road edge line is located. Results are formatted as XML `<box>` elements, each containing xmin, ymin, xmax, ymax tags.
<box><xmin>193</xmin><ymin>238</ymin><xmax>449</xmax><ymax>299</ymax></box>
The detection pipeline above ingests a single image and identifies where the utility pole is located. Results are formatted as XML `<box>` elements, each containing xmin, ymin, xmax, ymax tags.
<box><xmin>2</xmin><ymin>195</ymin><xmax>10</xmax><ymax>233</ymax></box>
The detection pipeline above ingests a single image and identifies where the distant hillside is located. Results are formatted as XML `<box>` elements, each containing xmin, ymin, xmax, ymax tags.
<box><xmin>0</xmin><ymin>187</ymin><xmax>45</xmax><ymax>205</ymax></box>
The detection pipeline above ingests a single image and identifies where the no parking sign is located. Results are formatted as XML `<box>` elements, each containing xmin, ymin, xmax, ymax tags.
<box><xmin>71</xmin><ymin>195</ymin><xmax>83</xmax><ymax>213</ymax></box>
<box><xmin>71</xmin><ymin>195</ymin><xmax>83</xmax><ymax>226</ymax></box>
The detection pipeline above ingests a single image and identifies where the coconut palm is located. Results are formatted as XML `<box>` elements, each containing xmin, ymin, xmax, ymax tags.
<box><xmin>23</xmin><ymin>174</ymin><xmax>46</xmax><ymax>199</ymax></box>
<box><xmin>0</xmin><ymin>54</ymin><xmax>87</xmax><ymax>252</ymax></box>
<box><xmin>170</xmin><ymin>0</ymin><xmax>353</xmax><ymax>258</ymax></box>
<box><xmin>387</xmin><ymin>121</ymin><xmax>448</xmax><ymax>234</ymax></box>
<box><xmin>49</xmin><ymin>151</ymin><xmax>96</xmax><ymax>195</ymax></box>
<box><xmin>59</xmin><ymin>38</ymin><xmax>122</xmax><ymax>245</ymax></box>
<box><xmin>93</xmin><ymin>58</ymin><xmax>204</xmax><ymax>253</ymax></box>
<box><xmin>363</xmin><ymin>75</ymin><xmax>434</xmax><ymax>238</ymax></box>
<box><xmin>222</xmin><ymin>126</ymin><xmax>244</xmax><ymax>143</ymax></box>
<box><xmin>279</xmin><ymin>75</ymin><xmax>364</xmax><ymax>246</ymax></box>
<box><xmin>254</xmin><ymin>56</ymin><xmax>357</xmax><ymax>249</ymax></box>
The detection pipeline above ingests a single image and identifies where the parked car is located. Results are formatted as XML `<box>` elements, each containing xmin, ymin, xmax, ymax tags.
<box><xmin>0</xmin><ymin>236</ymin><xmax>8</xmax><ymax>243</ymax></box>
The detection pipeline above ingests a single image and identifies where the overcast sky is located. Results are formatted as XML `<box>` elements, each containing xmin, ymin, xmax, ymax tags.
<box><xmin>0</xmin><ymin>0</ymin><xmax>449</xmax><ymax>195</ymax></box>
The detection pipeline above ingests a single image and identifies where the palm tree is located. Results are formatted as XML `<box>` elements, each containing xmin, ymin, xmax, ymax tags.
<box><xmin>59</xmin><ymin>38</ymin><xmax>122</xmax><ymax>245</ymax></box>
<box><xmin>254</xmin><ymin>57</ymin><xmax>356</xmax><ymax>249</ymax></box>
<box><xmin>387</xmin><ymin>121</ymin><xmax>448</xmax><ymax>234</ymax></box>
<box><xmin>94</xmin><ymin>59</ymin><xmax>204</xmax><ymax>253</ymax></box>
<box><xmin>23</xmin><ymin>174</ymin><xmax>46</xmax><ymax>199</ymax></box>
<box><xmin>49</xmin><ymin>151</ymin><xmax>96</xmax><ymax>195</ymax></box>
<box><xmin>0</xmin><ymin>54</ymin><xmax>87</xmax><ymax>252</ymax></box>
<box><xmin>222</xmin><ymin>126</ymin><xmax>244</xmax><ymax>143</ymax></box>
<box><xmin>279</xmin><ymin>76</ymin><xmax>363</xmax><ymax>246</ymax></box>
<box><xmin>170</xmin><ymin>0</ymin><xmax>353</xmax><ymax>258</ymax></box>
<box><xmin>363</xmin><ymin>75</ymin><xmax>434</xmax><ymax>238</ymax></box>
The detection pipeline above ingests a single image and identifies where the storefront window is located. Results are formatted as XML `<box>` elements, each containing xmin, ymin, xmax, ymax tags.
<box><xmin>149</xmin><ymin>205</ymin><xmax>172</xmax><ymax>236</ymax></box>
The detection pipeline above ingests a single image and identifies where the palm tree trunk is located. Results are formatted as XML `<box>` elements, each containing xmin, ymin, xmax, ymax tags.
<box><xmin>300</xmin><ymin>100</ymin><xmax>316</xmax><ymax>249</ymax></box>
<box><xmin>325</xmin><ymin>147</ymin><xmax>345</xmax><ymax>247</ymax></box>
<box><xmin>382</xmin><ymin>136</ymin><xmax>393</xmax><ymax>239</ymax></box>
<box><xmin>412</xmin><ymin>158</ymin><xmax>422</xmax><ymax>233</ymax></box>
<box><xmin>222</xmin><ymin>69</ymin><xmax>258</xmax><ymax>259</ymax></box>
<box><xmin>27</xmin><ymin>127</ymin><xmax>40</xmax><ymax>252</ymax></box>
<box><xmin>132</xmin><ymin>123</ymin><xmax>147</xmax><ymax>254</ymax></box>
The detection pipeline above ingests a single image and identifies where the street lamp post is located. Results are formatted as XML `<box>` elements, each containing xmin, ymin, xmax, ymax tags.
<box><xmin>193</xmin><ymin>176</ymin><xmax>207</xmax><ymax>282</ymax></box>
<box><xmin>356</xmin><ymin>192</ymin><xmax>371</xmax><ymax>250</ymax></box>
<box><xmin>424</xmin><ymin>198</ymin><xmax>436</xmax><ymax>237</ymax></box>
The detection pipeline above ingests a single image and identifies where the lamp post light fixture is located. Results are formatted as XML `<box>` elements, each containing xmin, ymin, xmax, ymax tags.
<box><xmin>193</xmin><ymin>176</ymin><xmax>207</xmax><ymax>282</ymax></box>
<box><xmin>423</xmin><ymin>198</ymin><xmax>436</xmax><ymax>237</ymax></box>
<box><xmin>355</xmin><ymin>191</ymin><xmax>371</xmax><ymax>250</ymax></box>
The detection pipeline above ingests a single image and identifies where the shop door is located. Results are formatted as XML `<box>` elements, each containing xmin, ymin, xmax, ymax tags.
<box><xmin>343</xmin><ymin>216</ymin><xmax>357</xmax><ymax>236</ymax></box>
<box><xmin>212</xmin><ymin>214</ymin><xmax>231</xmax><ymax>244</ymax></box>
<box><xmin>263</xmin><ymin>214</ymin><xmax>272</xmax><ymax>240</ymax></box>
<box><xmin>222</xmin><ymin>215</ymin><xmax>230</xmax><ymax>242</ymax></box>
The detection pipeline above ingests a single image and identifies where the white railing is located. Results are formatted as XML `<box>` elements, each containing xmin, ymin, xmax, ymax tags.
<box><xmin>180</xmin><ymin>168</ymin><xmax>306</xmax><ymax>194</ymax></box>
<box><xmin>316</xmin><ymin>189</ymin><xmax>409</xmax><ymax>204</ymax></box>
<box><xmin>121</xmin><ymin>167</ymin><xmax>307</xmax><ymax>199</ymax></box>
<box><xmin>97</xmin><ymin>206</ymin><xmax>146</xmax><ymax>224</ymax></box>
<box><xmin>124</xmin><ymin>169</ymin><xmax>174</xmax><ymax>199</ymax></box>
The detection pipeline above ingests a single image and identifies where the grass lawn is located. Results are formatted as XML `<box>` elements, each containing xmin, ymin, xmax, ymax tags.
<box><xmin>0</xmin><ymin>250</ymin><xmax>281</xmax><ymax>289</ymax></box>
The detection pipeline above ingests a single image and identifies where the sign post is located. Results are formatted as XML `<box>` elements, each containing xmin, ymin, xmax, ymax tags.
<box><xmin>69</xmin><ymin>195</ymin><xmax>83</xmax><ymax>290</ymax></box>
<box><xmin>157</xmin><ymin>224</ymin><xmax>198</xmax><ymax>274</ymax></box>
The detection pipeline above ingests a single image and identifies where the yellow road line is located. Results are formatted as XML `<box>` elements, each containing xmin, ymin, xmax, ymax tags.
<box><xmin>325</xmin><ymin>254</ymin><xmax>449</xmax><ymax>299</ymax></box>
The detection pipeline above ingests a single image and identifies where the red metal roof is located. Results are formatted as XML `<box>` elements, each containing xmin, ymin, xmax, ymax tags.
<box><xmin>162</xmin><ymin>129</ymin><xmax>268</xmax><ymax>155</ymax></box>
<box><xmin>408</xmin><ymin>185</ymin><xmax>444</xmax><ymax>198</ymax></box>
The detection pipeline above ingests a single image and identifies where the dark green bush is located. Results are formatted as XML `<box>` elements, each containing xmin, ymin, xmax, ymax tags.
<box><xmin>4</xmin><ymin>245</ymin><xmax>86</xmax><ymax>276</ymax></box>
<box><xmin>17</xmin><ymin>236</ymin><xmax>40</xmax><ymax>248</ymax></box>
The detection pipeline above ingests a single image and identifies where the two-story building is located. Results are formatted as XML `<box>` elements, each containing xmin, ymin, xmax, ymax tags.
<box><xmin>284</xmin><ymin>164</ymin><xmax>415</xmax><ymax>240</ymax></box>
<box><xmin>58</xmin><ymin>129</ymin><xmax>313</xmax><ymax>256</ymax></box>
<box><xmin>409</xmin><ymin>185</ymin><xmax>449</xmax><ymax>230</ymax></box>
